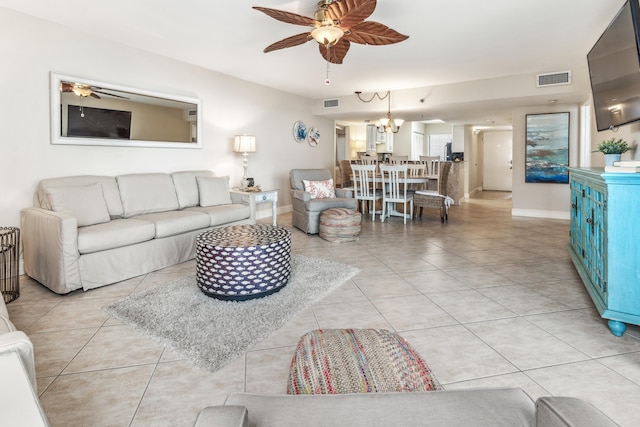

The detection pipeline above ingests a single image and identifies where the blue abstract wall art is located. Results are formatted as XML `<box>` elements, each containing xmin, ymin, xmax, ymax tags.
<box><xmin>525</xmin><ymin>112</ymin><xmax>569</xmax><ymax>184</ymax></box>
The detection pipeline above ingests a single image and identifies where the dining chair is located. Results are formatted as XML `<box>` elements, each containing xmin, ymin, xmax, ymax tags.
<box><xmin>359</xmin><ymin>155</ymin><xmax>378</xmax><ymax>165</ymax></box>
<box><xmin>351</xmin><ymin>164</ymin><xmax>382</xmax><ymax>220</ymax></box>
<box><xmin>406</xmin><ymin>163</ymin><xmax>427</xmax><ymax>192</ymax></box>
<box><xmin>388</xmin><ymin>155</ymin><xmax>409</xmax><ymax>164</ymax></box>
<box><xmin>337</xmin><ymin>160</ymin><xmax>354</xmax><ymax>189</ymax></box>
<box><xmin>420</xmin><ymin>156</ymin><xmax>441</xmax><ymax>191</ymax></box>
<box><xmin>413</xmin><ymin>161</ymin><xmax>453</xmax><ymax>223</ymax></box>
<box><xmin>379</xmin><ymin>164</ymin><xmax>413</xmax><ymax>224</ymax></box>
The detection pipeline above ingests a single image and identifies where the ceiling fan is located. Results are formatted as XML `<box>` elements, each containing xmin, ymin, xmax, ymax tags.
<box><xmin>60</xmin><ymin>82</ymin><xmax>129</xmax><ymax>100</ymax></box>
<box><xmin>253</xmin><ymin>0</ymin><xmax>409</xmax><ymax>64</ymax></box>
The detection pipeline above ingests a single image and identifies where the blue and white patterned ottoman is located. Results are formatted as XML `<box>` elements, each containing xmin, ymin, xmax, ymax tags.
<box><xmin>195</xmin><ymin>224</ymin><xmax>292</xmax><ymax>300</ymax></box>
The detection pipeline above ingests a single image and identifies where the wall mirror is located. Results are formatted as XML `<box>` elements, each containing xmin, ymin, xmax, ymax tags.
<box><xmin>50</xmin><ymin>72</ymin><xmax>202</xmax><ymax>148</ymax></box>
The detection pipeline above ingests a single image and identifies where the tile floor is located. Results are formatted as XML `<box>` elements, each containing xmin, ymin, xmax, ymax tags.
<box><xmin>7</xmin><ymin>191</ymin><xmax>640</xmax><ymax>426</ymax></box>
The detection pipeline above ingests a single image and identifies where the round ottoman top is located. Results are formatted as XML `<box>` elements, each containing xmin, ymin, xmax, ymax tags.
<box><xmin>321</xmin><ymin>208</ymin><xmax>360</xmax><ymax>219</ymax></box>
<box><xmin>198</xmin><ymin>224</ymin><xmax>290</xmax><ymax>248</ymax></box>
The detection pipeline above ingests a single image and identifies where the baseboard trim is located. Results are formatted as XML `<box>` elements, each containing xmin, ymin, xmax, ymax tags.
<box><xmin>511</xmin><ymin>208</ymin><xmax>569</xmax><ymax>220</ymax></box>
<box><xmin>255</xmin><ymin>205</ymin><xmax>291</xmax><ymax>221</ymax></box>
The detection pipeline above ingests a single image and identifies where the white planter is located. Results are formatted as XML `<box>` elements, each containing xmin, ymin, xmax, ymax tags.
<box><xmin>604</xmin><ymin>154</ymin><xmax>621</xmax><ymax>166</ymax></box>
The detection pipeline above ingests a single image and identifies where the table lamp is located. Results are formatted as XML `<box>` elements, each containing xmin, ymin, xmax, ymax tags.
<box><xmin>233</xmin><ymin>134</ymin><xmax>256</xmax><ymax>188</ymax></box>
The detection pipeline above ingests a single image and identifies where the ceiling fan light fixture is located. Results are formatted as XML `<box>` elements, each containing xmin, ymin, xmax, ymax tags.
<box><xmin>71</xmin><ymin>84</ymin><xmax>92</xmax><ymax>98</ymax></box>
<box><xmin>311</xmin><ymin>24</ymin><xmax>344</xmax><ymax>47</ymax></box>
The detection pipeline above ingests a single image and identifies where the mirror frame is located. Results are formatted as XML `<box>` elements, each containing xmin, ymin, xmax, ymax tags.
<box><xmin>50</xmin><ymin>72</ymin><xmax>202</xmax><ymax>148</ymax></box>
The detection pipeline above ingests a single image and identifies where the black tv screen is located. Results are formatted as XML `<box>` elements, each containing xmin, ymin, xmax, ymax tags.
<box><xmin>67</xmin><ymin>105</ymin><xmax>132</xmax><ymax>139</ymax></box>
<box><xmin>588</xmin><ymin>0</ymin><xmax>640</xmax><ymax>131</ymax></box>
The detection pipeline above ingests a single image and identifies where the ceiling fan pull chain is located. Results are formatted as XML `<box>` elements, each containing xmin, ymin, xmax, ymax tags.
<box><xmin>325</xmin><ymin>50</ymin><xmax>331</xmax><ymax>85</ymax></box>
<box><xmin>79</xmin><ymin>97</ymin><xmax>85</xmax><ymax>118</ymax></box>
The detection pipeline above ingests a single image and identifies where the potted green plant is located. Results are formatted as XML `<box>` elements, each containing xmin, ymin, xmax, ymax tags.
<box><xmin>593</xmin><ymin>138</ymin><xmax>630</xmax><ymax>166</ymax></box>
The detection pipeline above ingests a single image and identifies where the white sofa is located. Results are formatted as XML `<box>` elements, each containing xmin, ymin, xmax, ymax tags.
<box><xmin>0</xmin><ymin>296</ymin><xmax>47</xmax><ymax>425</ymax></box>
<box><xmin>21</xmin><ymin>170</ymin><xmax>254</xmax><ymax>294</ymax></box>
<box><xmin>195</xmin><ymin>389</ymin><xmax>619</xmax><ymax>427</ymax></box>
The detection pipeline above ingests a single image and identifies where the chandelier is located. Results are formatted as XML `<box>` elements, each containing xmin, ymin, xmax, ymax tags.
<box><xmin>355</xmin><ymin>90</ymin><xmax>404</xmax><ymax>133</ymax></box>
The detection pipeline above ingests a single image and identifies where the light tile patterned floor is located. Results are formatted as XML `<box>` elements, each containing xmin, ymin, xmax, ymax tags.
<box><xmin>7</xmin><ymin>191</ymin><xmax>640</xmax><ymax>426</ymax></box>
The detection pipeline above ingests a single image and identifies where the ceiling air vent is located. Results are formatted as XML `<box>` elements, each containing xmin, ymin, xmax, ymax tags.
<box><xmin>536</xmin><ymin>71</ymin><xmax>571</xmax><ymax>87</ymax></box>
<box><xmin>323</xmin><ymin>98</ymin><xmax>340</xmax><ymax>109</ymax></box>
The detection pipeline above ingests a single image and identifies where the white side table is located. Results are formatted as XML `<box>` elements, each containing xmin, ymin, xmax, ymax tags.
<box><xmin>230</xmin><ymin>189</ymin><xmax>279</xmax><ymax>226</ymax></box>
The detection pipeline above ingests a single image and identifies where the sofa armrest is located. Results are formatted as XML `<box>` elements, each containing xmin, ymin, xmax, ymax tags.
<box><xmin>229</xmin><ymin>192</ymin><xmax>246</xmax><ymax>205</ymax></box>
<box><xmin>0</xmin><ymin>331</ymin><xmax>36</xmax><ymax>391</ymax></box>
<box><xmin>291</xmin><ymin>190</ymin><xmax>311</xmax><ymax>202</ymax></box>
<box><xmin>21</xmin><ymin>207</ymin><xmax>82</xmax><ymax>294</ymax></box>
<box><xmin>536</xmin><ymin>396</ymin><xmax>618</xmax><ymax>427</ymax></box>
<box><xmin>229</xmin><ymin>192</ymin><xmax>255</xmax><ymax>223</ymax></box>
<box><xmin>194</xmin><ymin>406</ymin><xmax>248</xmax><ymax>427</ymax></box>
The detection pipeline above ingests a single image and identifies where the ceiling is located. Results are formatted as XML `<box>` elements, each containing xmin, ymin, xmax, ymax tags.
<box><xmin>0</xmin><ymin>0</ymin><xmax>626</xmax><ymax>127</ymax></box>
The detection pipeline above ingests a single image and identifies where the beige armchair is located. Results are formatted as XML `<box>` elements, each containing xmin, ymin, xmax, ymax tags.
<box><xmin>289</xmin><ymin>169</ymin><xmax>357</xmax><ymax>234</ymax></box>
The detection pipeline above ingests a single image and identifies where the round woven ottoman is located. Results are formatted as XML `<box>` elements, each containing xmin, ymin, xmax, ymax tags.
<box><xmin>319</xmin><ymin>208</ymin><xmax>361</xmax><ymax>242</ymax></box>
<box><xmin>195</xmin><ymin>224</ymin><xmax>291</xmax><ymax>300</ymax></box>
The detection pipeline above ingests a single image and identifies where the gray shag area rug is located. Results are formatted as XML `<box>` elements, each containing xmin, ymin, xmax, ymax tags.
<box><xmin>105</xmin><ymin>255</ymin><xmax>359</xmax><ymax>373</ymax></box>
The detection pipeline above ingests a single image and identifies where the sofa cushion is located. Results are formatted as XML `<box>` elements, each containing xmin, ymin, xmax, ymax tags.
<box><xmin>36</xmin><ymin>175</ymin><xmax>124</xmax><ymax>218</ymax></box>
<box><xmin>117</xmin><ymin>173</ymin><xmax>179</xmax><ymax>218</ymax></box>
<box><xmin>46</xmin><ymin>182</ymin><xmax>111</xmax><ymax>227</ymax></box>
<box><xmin>171</xmin><ymin>170</ymin><xmax>216</xmax><ymax>209</ymax></box>
<box><xmin>187</xmin><ymin>204</ymin><xmax>251</xmax><ymax>226</ymax></box>
<box><xmin>77</xmin><ymin>218</ymin><xmax>156</xmax><ymax>254</ymax></box>
<box><xmin>197</xmin><ymin>176</ymin><xmax>232</xmax><ymax>207</ymax></box>
<box><xmin>134</xmin><ymin>210</ymin><xmax>211</xmax><ymax>238</ymax></box>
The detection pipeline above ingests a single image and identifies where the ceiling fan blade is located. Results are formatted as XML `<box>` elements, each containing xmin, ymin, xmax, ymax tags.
<box><xmin>93</xmin><ymin>90</ymin><xmax>129</xmax><ymax>100</ymax></box>
<box><xmin>319</xmin><ymin>38</ymin><xmax>350</xmax><ymax>64</ymax></box>
<box><xmin>264</xmin><ymin>32</ymin><xmax>312</xmax><ymax>53</ymax></box>
<box><xmin>345</xmin><ymin>21</ymin><xmax>409</xmax><ymax>45</ymax></box>
<box><xmin>90</xmin><ymin>93</ymin><xmax>101</xmax><ymax>99</ymax></box>
<box><xmin>326</xmin><ymin>0</ymin><xmax>376</xmax><ymax>29</ymax></box>
<box><xmin>60</xmin><ymin>82</ymin><xmax>73</xmax><ymax>92</ymax></box>
<box><xmin>253</xmin><ymin>6</ymin><xmax>316</xmax><ymax>27</ymax></box>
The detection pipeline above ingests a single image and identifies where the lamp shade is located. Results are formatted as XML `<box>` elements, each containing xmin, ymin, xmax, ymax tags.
<box><xmin>233</xmin><ymin>135</ymin><xmax>256</xmax><ymax>153</ymax></box>
<box><xmin>311</xmin><ymin>25</ymin><xmax>344</xmax><ymax>47</ymax></box>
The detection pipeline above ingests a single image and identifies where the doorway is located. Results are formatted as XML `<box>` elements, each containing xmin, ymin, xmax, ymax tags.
<box><xmin>483</xmin><ymin>131</ymin><xmax>513</xmax><ymax>191</ymax></box>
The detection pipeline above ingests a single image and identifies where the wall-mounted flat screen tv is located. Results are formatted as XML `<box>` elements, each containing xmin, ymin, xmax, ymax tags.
<box><xmin>67</xmin><ymin>105</ymin><xmax>132</xmax><ymax>139</ymax></box>
<box><xmin>588</xmin><ymin>0</ymin><xmax>640</xmax><ymax>131</ymax></box>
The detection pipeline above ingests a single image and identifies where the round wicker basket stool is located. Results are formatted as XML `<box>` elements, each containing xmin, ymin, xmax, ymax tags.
<box><xmin>319</xmin><ymin>208</ymin><xmax>361</xmax><ymax>242</ymax></box>
<box><xmin>195</xmin><ymin>224</ymin><xmax>291</xmax><ymax>301</ymax></box>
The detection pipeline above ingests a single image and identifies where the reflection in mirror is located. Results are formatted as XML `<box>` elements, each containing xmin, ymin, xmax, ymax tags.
<box><xmin>51</xmin><ymin>73</ymin><xmax>202</xmax><ymax>148</ymax></box>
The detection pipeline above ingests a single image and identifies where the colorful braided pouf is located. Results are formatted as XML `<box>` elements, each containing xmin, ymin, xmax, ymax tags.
<box><xmin>319</xmin><ymin>208</ymin><xmax>361</xmax><ymax>242</ymax></box>
<box><xmin>287</xmin><ymin>329</ymin><xmax>442</xmax><ymax>394</ymax></box>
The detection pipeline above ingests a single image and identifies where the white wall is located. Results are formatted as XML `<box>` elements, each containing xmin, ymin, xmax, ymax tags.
<box><xmin>511</xmin><ymin>104</ymin><xmax>580</xmax><ymax>219</ymax></box>
<box><xmin>589</xmin><ymin>112</ymin><xmax>640</xmax><ymax>166</ymax></box>
<box><xmin>0</xmin><ymin>7</ymin><xmax>334</xmax><ymax>227</ymax></box>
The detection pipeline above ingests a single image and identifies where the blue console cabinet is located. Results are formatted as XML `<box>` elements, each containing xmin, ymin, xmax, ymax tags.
<box><xmin>568</xmin><ymin>168</ymin><xmax>640</xmax><ymax>336</ymax></box>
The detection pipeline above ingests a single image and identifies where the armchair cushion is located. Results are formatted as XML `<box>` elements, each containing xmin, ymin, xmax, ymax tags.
<box><xmin>303</xmin><ymin>179</ymin><xmax>336</xmax><ymax>199</ymax></box>
<box><xmin>45</xmin><ymin>182</ymin><xmax>111</xmax><ymax>227</ymax></box>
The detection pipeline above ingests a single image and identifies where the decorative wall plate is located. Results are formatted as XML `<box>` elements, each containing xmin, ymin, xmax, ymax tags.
<box><xmin>307</xmin><ymin>126</ymin><xmax>320</xmax><ymax>147</ymax></box>
<box><xmin>293</xmin><ymin>120</ymin><xmax>307</xmax><ymax>143</ymax></box>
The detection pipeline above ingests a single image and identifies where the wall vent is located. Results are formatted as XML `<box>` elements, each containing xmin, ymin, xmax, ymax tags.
<box><xmin>323</xmin><ymin>98</ymin><xmax>340</xmax><ymax>109</ymax></box>
<box><xmin>536</xmin><ymin>71</ymin><xmax>571</xmax><ymax>87</ymax></box>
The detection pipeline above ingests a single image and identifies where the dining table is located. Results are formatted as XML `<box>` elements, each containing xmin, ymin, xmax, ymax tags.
<box><xmin>350</xmin><ymin>173</ymin><xmax>430</xmax><ymax>220</ymax></box>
